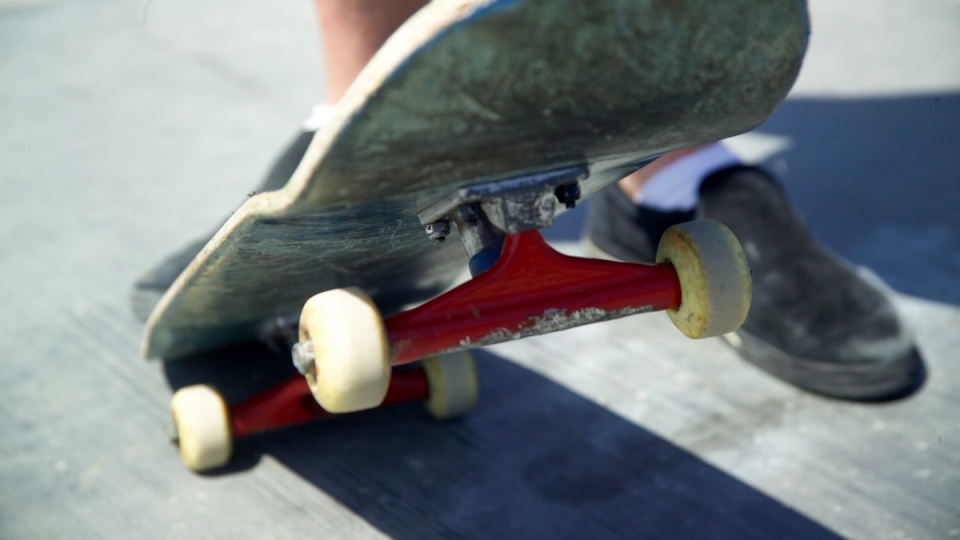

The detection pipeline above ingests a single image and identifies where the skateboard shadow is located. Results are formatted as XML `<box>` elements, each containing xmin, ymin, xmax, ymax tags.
<box><xmin>545</xmin><ymin>93</ymin><xmax>960</xmax><ymax>306</ymax></box>
<box><xmin>164</xmin><ymin>349</ymin><xmax>841</xmax><ymax>539</ymax></box>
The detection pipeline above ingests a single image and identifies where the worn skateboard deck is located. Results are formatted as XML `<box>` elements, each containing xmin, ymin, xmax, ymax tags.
<box><xmin>143</xmin><ymin>0</ymin><xmax>808</xmax><ymax>360</ymax></box>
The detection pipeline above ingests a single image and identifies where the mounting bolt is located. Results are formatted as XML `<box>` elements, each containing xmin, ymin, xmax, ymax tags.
<box><xmin>425</xmin><ymin>221</ymin><xmax>451</xmax><ymax>243</ymax></box>
<box><xmin>291</xmin><ymin>340</ymin><xmax>316</xmax><ymax>376</ymax></box>
<box><xmin>555</xmin><ymin>183</ymin><xmax>581</xmax><ymax>209</ymax></box>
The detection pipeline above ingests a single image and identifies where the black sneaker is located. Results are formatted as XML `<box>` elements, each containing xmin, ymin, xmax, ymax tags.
<box><xmin>131</xmin><ymin>131</ymin><xmax>315</xmax><ymax>321</ymax></box>
<box><xmin>584</xmin><ymin>166</ymin><xmax>925</xmax><ymax>401</ymax></box>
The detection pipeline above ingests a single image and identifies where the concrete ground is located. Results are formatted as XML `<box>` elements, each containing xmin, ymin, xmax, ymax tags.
<box><xmin>1</xmin><ymin>0</ymin><xmax>958</xmax><ymax>538</ymax></box>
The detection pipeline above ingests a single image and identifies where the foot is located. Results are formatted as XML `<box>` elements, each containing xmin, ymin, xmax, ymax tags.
<box><xmin>131</xmin><ymin>130</ymin><xmax>316</xmax><ymax>321</ymax></box>
<box><xmin>584</xmin><ymin>166</ymin><xmax>925</xmax><ymax>401</ymax></box>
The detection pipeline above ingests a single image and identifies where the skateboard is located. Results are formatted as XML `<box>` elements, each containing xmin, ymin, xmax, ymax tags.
<box><xmin>145</xmin><ymin>0</ymin><xmax>808</xmax><ymax>471</ymax></box>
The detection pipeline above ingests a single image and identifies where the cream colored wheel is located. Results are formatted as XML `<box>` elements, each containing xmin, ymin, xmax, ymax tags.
<box><xmin>421</xmin><ymin>351</ymin><xmax>479</xmax><ymax>420</ymax></box>
<box><xmin>656</xmin><ymin>220</ymin><xmax>752</xmax><ymax>339</ymax></box>
<box><xmin>298</xmin><ymin>287</ymin><xmax>390</xmax><ymax>413</ymax></box>
<box><xmin>170</xmin><ymin>385</ymin><xmax>232</xmax><ymax>473</ymax></box>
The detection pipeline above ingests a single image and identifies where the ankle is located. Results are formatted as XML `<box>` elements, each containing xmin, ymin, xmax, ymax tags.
<box><xmin>620</xmin><ymin>143</ymin><xmax>740</xmax><ymax>211</ymax></box>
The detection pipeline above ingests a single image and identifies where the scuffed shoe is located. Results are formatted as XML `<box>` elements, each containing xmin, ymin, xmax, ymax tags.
<box><xmin>584</xmin><ymin>166</ymin><xmax>925</xmax><ymax>401</ymax></box>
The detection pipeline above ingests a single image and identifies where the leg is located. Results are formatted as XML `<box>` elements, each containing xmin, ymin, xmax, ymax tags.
<box><xmin>315</xmin><ymin>0</ymin><xmax>429</xmax><ymax>103</ymax></box>
<box><xmin>616</xmin><ymin>145</ymin><xmax>708</xmax><ymax>199</ymax></box>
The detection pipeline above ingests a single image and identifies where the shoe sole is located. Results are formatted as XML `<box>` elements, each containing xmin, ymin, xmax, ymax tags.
<box><xmin>726</xmin><ymin>329</ymin><xmax>926</xmax><ymax>402</ymax></box>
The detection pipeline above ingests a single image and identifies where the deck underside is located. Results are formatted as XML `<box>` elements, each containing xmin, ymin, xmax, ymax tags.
<box><xmin>143</xmin><ymin>0</ymin><xmax>808</xmax><ymax>359</ymax></box>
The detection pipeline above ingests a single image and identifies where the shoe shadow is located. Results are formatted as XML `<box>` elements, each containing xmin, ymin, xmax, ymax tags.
<box><xmin>163</xmin><ymin>348</ymin><xmax>841</xmax><ymax>539</ymax></box>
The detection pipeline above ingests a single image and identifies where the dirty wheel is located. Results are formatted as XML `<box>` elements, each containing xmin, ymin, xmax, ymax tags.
<box><xmin>170</xmin><ymin>385</ymin><xmax>232</xmax><ymax>472</ymax></box>
<box><xmin>656</xmin><ymin>220</ymin><xmax>751</xmax><ymax>339</ymax></box>
<box><xmin>298</xmin><ymin>287</ymin><xmax>391</xmax><ymax>413</ymax></box>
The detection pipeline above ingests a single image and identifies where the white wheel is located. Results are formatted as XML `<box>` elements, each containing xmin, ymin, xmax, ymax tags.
<box><xmin>656</xmin><ymin>220</ymin><xmax>751</xmax><ymax>339</ymax></box>
<box><xmin>299</xmin><ymin>287</ymin><xmax>390</xmax><ymax>413</ymax></box>
<box><xmin>170</xmin><ymin>385</ymin><xmax>232</xmax><ymax>473</ymax></box>
<box><xmin>421</xmin><ymin>351</ymin><xmax>479</xmax><ymax>420</ymax></box>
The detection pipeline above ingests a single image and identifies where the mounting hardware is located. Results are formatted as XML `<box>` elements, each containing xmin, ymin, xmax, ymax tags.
<box><xmin>555</xmin><ymin>183</ymin><xmax>581</xmax><ymax>209</ymax></box>
<box><xmin>418</xmin><ymin>165</ymin><xmax>588</xmax><ymax>259</ymax></box>
<box><xmin>425</xmin><ymin>221</ymin><xmax>451</xmax><ymax>243</ymax></box>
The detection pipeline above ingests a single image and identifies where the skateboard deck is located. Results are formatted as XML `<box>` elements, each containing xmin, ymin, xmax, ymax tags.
<box><xmin>143</xmin><ymin>0</ymin><xmax>808</xmax><ymax>360</ymax></box>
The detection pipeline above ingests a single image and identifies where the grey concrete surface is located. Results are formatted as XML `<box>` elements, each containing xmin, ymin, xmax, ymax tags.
<box><xmin>1</xmin><ymin>0</ymin><xmax>958</xmax><ymax>539</ymax></box>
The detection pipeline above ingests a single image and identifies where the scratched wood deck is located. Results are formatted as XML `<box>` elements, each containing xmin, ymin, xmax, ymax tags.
<box><xmin>142</xmin><ymin>0</ymin><xmax>806</xmax><ymax>360</ymax></box>
<box><xmin>1</xmin><ymin>1</ymin><xmax>958</xmax><ymax>539</ymax></box>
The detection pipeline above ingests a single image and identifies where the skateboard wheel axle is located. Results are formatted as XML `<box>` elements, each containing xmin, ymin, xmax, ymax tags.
<box><xmin>291</xmin><ymin>340</ymin><xmax>315</xmax><ymax>376</ymax></box>
<box><xmin>425</xmin><ymin>221</ymin><xmax>451</xmax><ymax>243</ymax></box>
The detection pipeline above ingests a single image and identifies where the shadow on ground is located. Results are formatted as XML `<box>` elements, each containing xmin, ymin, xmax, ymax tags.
<box><xmin>164</xmin><ymin>349</ymin><xmax>840</xmax><ymax>539</ymax></box>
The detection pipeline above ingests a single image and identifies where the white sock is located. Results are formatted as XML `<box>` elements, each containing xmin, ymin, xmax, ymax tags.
<box><xmin>301</xmin><ymin>103</ymin><xmax>338</xmax><ymax>132</ymax></box>
<box><xmin>633</xmin><ymin>142</ymin><xmax>741</xmax><ymax>211</ymax></box>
